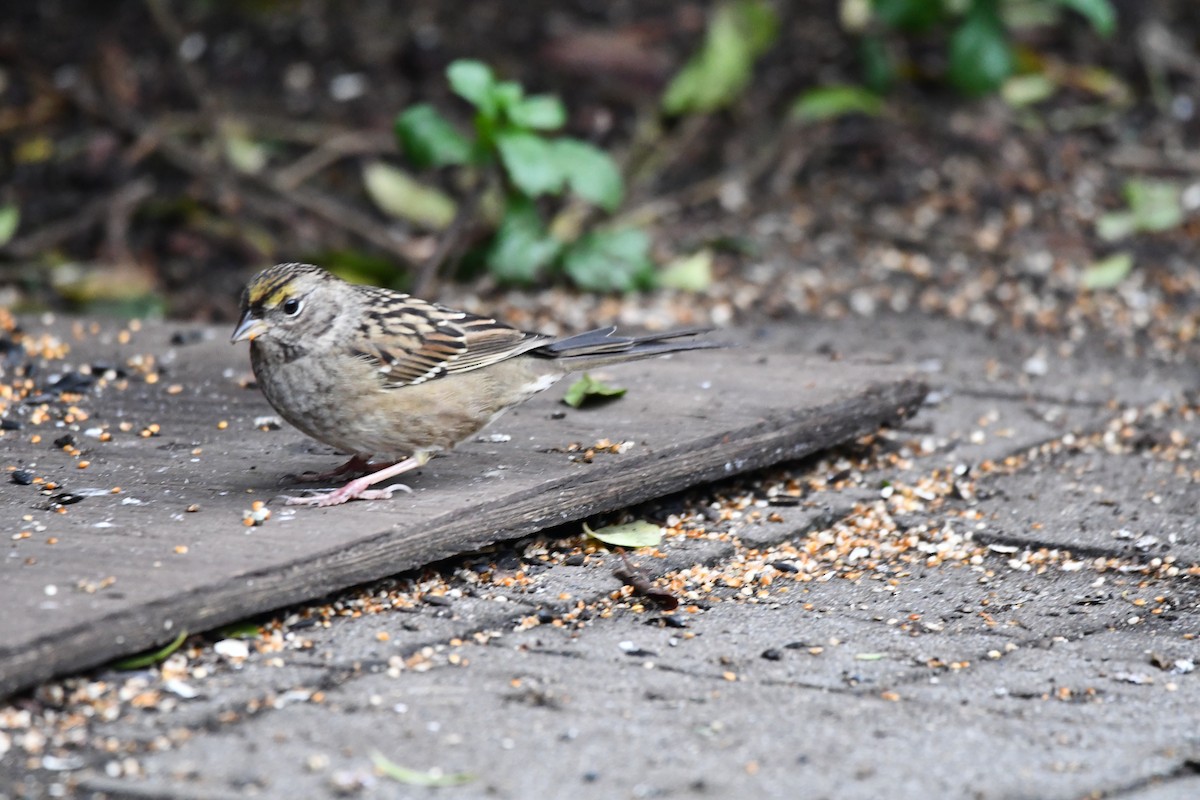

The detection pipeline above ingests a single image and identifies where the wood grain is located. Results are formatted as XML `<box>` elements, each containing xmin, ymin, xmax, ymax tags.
<box><xmin>0</xmin><ymin>320</ymin><xmax>925</xmax><ymax>698</ymax></box>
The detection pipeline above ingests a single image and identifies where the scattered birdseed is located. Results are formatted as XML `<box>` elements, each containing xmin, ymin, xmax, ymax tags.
<box><xmin>243</xmin><ymin>501</ymin><xmax>271</xmax><ymax>527</ymax></box>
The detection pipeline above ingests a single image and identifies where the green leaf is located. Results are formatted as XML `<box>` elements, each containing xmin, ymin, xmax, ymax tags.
<box><xmin>371</xmin><ymin>751</ymin><xmax>474</xmax><ymax>787</ymax></box>
<box><xmin>1072</xmin><ymin>66</ymin><xmax>1130</xmax><ymax>102</ymax></box>
<box><xmin>1053</xmin><ymin>0</ymin><xmax>1116</xmax><ymax>37</ymax></box>
<box><xmin>562</xmin><ymin>373</ymin><xmax>628</xmax><ymax>408</ymax></box>
<box><xmin>361</xmin><ymin>162</ymin><xmax>457</xmax><ymax>230</ymax></box>
<box><xmin>111</xmin><ymin>630</ymin><xmax>188</xmax><ymax>670</ymax></box>
<box><xmin>496</xmin><ymin>131</ymin><xmax>564</xmax><ymax>197</ymax></box>
<box><xmin>873</xmin><ymin>0</ymin><xmax>943</xmax><ymax>31</ymax></box>
<box><xmin>395</xmin><ymin>104</ymin><xmax>472</xmax><ymax>169</ymax></box>
<box><xmin>1002</xmin><ymin>0</ymin><xmax>1060</xmax><ymax>28</ymax></box>
<box><xmin>859</xmin><ymin>34</ymin><xmax>895</xmax><ymax>94</ymax></box>
<box><xmin>791</xmin><ymin>84</ymin><xmax>884</xmax><ymax>122</ymax></box>
<box><xmin>561</xmin><ymin>229</ymin><xmax>654</xmax><ymax>292</ymax></box>
<box><xmin>488</xmin><ymin>198</ymin><xmax>561</xmax><ymax>283</ymax></box>
<box><xmin>213</xmin><ymin>620</ymin><xmax>262</xmax><ymax>640</ymax></box>
<box><xmin>1125</xmin><ymin>180</ymin><xmax>1182</xmax><ymax>232</ymax></box>
<box><xmin>948</xmin><ymin>1</ymin><xmax>1015</xmax><ymax>95</ymax></box>
<box><xmin>507</xmin><ymin>95</ymin><xmax>567</xmax><ymax>130</ymax></box>
<box><xmin>583</xmin><ymin>520</ymin><xmax>663</xmax><ymax>548</ymax></box>
<box><xmin>1095</xmin><ymin>211</ymin><xmax>1135</xmax><ymax>242</ymax></box>
<box><xmin>0</xmin><ymin>204</ymin><xmax>19</xmax><ymax>247</ymax></box>
<box><xmin>553</xmin><ymin>139</ymin><xmax>623</xmax><ymax>212</ymax></box>
<box><xmin>446</xmin><ymin>60</ymin><xmax>495</xmax><ymax>108</ymax></box>
<box><xmin>1001</xmin><ymin>73</ymin><xmax>1057</xmax><ymax>106</ymax></box>
<box><xmin>311</xmin><ymin>249</ymin><xmax>406</xmax><ymax>289</ymax></box>
<box><xmin>222</xmin><ymin>133</ymin><xmax>269</xmax><ymax>175</ymax></box>
<box><xmin>662</xmin><ymin>0</ymin><xmax>779</xmax><ymax>115</ymax></box>
<box><xmin>491</xmin><ymin>81</ymin><xmax>525</xmax><ymax>113</ymax></box>
<box><xmin>732</xmin><ymin>0</ymin><xmax>778</xmax><ymax>52</ymax></box>
<box><xmin>656</xmin><ymin>249</ymin><xmax>713</xmax><ymax>291</ymax></box>
<box><xmin>1097</xmin><ymin>180</ymin><xmax>1183</xmax><ymax>241</ymax></box>
<box><xmin>1081</xmin><ymin>252</ymin><xmax>1132</xmax><ymax>290</ymax></box>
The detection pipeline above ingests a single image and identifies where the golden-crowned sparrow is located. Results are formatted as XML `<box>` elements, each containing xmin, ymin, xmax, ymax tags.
<box><xmin>231</xmin><ymin>262</ymin><xmax>718</xmax><ymax>506</ymax></box>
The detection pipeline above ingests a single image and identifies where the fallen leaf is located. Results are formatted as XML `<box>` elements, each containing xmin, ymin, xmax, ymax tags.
<box><xmin>370</xmin><ymin>751</ymin><xmax>473</xmax><ymax>787</ymax></box>
<box><xmin>0</xmin><ymin>204</ymin><xmax>19</xmax><ymax>247</ymax></box>
<box><xmin>791</xmin><ymin>84</ymin><xmax>883</xmax><ymax>121</ymax></box>
<box><xmin>222</xmin><ymin>132</ymin><xmax>270</xmax><ymax>175</ymax></box>
<box><xmin>585</xmin><ymin>520</ymin><xmax>663</xmax><ymax>548</ymax></box>
<box><xmin>562</xmin><ymin>373</ymin><xmax>627</xmax><ymax>408</ymax></box>
<box><xmin>361</xmin><ymin>161</ymin><xmax>456</xmax><ymax>230</ymax></box>
<box><xmin>656</xmin><ymin>249</ymin><xmax>713</xmax><ymax>291</ymax></box>
<box><xmin>213</xmin><ymin>620</ymin><xmax>262</xmax><ymax>640</ymax></box>
<box><xmin>1125</xmin><ymin>179</ymin><xmax>1182</xmax><ymax>232</ymax></box>
<box><xmin>1001</xmin><ymin>74</ymin><xmax>1056</xmax><ymax>107</ymax></box>
<box><xmin>1081</xmin><ymin>252</ymin><xmax>1132</xmax><ymax>289</ymax></box>
<box><xmin>111</xmin><ymin>630</ymin><xmax>188</xmax><ymax>670</ymax></box>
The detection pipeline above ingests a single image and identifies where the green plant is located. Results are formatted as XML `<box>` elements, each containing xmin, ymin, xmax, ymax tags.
<box><xmin>661</xmin><ymin>0</ymin><xmax>779</xmax><ymax>116</ymax></box>
<box><xmin>1096</xmin><ymin>179</ymin><xmax>1183</xmax><ymax>241</ymax></box>
<box><xmin>862</xmin><ymin>0</ymin><xmax>1115</xmax><ymax>96</ymax></box>
<box><xmin>791</xmin><ymin>0</ymin><xmax>1117</xmax><ymax>118</ymax></box>
<box><xmin>1080</xmin><ymin>179</ymin><xmax>1184</xmax><ymax>290</ymax></box>
<box><xmin>393</xmin><ymin>60</ymin><xmax>652</xmax><ymax>290</ymax></box>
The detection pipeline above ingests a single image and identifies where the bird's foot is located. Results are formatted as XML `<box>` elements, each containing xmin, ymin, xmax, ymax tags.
<box><xmin>287</xmin><ymin>455</ymin><xmax>385</xmax><ymax>483</ymax></box>
<box><xmin>283</xmin><ymin>481</ymin><xmax>412</xmax><ymax>507</ymax></box>
<box><xmin>282</xmin><ymin>452</ymin><xmax>430</xmax><ymax>507</ymax></box>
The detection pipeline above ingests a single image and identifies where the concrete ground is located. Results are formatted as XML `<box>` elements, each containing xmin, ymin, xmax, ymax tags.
<box><xmin>3</xmin><ymin>313</ymin><xmax>1198</xmax><ymax>800</ymax></box>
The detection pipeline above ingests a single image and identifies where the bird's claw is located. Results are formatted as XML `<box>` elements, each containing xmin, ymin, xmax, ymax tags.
<box><xmin>281</xmin><ymin>482</ymin><xmax>413</xmax><ymax>507</ymax></box>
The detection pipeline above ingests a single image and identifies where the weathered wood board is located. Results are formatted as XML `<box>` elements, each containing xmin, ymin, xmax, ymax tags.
<box><xmin>0</xmin><ymin>320</ymin><xmax>925</xmax><ymax>698</ymax></box>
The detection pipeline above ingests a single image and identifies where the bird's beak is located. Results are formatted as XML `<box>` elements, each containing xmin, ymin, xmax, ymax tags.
<box><xmin>230</xmin><ymin>311</ymin><xmax>268</xmax><ymax>344</ymax></box>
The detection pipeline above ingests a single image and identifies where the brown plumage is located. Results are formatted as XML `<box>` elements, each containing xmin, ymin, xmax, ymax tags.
<box><xmin>231</xmin><ymin>263</ymin><xmax>718</xmax><ymax>506</ymax></box>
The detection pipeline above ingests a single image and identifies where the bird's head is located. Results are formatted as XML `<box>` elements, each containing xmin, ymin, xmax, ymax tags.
<box><xmin>231</xmin><ymin>262</ymin><xmax>342</xmax><ymax>349</ymax></box>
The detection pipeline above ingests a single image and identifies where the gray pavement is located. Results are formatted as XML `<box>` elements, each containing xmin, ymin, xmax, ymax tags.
<box><xmin>2</xmin><ymin>313</ymin><xmax>1198</xmax><ymax>800</ymax></box>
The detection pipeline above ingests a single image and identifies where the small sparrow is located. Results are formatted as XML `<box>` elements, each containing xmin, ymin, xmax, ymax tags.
<box><xmin>232</xmin><ymin>263</ymin><xmax>718</xmax><ymax>506</ymax></box>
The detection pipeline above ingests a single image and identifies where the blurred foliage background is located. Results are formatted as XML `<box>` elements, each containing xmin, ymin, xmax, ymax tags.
<box><xmin>0</xmin><ymin>0</ymin><xmax>1196</xmax><ymax>333</ymax></box>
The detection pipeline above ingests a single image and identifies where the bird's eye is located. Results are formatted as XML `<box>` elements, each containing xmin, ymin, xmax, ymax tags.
<box><xmin>281</xmin><ymin>298</ymin><xmax>303</xmax><ymax>316</ymax></box>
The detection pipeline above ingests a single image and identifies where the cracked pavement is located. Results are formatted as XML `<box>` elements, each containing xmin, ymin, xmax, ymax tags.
<box><xmin>3</xmin><ymin>314</ymin><xmax>1198</xmax><ymax>800</ymax></box>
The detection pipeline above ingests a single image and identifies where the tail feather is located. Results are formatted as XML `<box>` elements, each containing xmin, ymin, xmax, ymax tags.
<box><xmin>534</xmin><ymin>326</ymin><xmax>722</xmax><ymax>369</ymax></box>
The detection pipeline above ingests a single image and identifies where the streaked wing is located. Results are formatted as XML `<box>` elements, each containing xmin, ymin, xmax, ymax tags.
<box><xmin>349</xmin><ymin>289</ymin><xmax>549</xmax><ymax>387</ymax></box>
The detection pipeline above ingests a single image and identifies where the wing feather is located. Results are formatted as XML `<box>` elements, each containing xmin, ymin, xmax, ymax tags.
<box><xmin>348</xmin><ymin>288</ymin><xmax>549</xmax><ymax>387</ymax></box>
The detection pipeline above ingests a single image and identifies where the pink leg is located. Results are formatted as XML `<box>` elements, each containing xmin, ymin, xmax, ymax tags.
<box><xmin>293</xmin><ymin>454</ymin><xmax>390</xmax><ymax>483</ymax></box>
<box><xmin>285</xmin><ymin>451</ymin><xmax>432</xmax><ymax>507</ymax></box>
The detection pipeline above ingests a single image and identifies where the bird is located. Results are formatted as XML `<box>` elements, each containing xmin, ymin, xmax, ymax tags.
<box><xmin>230</xmin><ymin>262</ymin><xmax>719</xmax><ymax>506</ymax></box>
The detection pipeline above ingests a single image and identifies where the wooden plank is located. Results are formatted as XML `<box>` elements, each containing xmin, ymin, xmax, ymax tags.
<box><xmin>0</xmin><ymin>320</ymin><xmax>926</xmax><ymax>698</ymax></box>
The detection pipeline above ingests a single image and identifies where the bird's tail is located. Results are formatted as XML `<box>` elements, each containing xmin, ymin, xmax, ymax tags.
<box><xmin>534</xmin><ymin>326</ymin><xmax>723</xmax><ymax>369</ymax></box>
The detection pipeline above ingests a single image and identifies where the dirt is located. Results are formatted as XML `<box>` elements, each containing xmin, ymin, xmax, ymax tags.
<box><xmin>2</xmin><ymin>1</ymin><xmax>1199</xmax><ymax>348</ymax></box>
